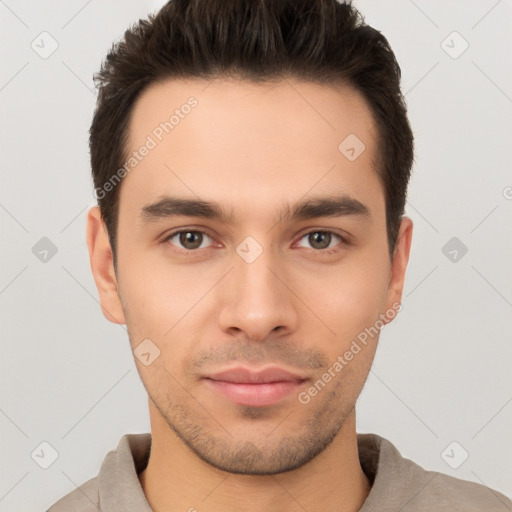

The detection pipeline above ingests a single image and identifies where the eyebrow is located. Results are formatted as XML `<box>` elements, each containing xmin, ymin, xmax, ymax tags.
<box><xmin>140</xmin><ymin>194</ymin><xmax>371</xmax><ymax>225</ymax></box>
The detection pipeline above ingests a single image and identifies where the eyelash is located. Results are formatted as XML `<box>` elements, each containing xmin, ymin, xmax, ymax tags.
<box><xmin>162</xmin><ymin>229</ymin><xmax>348</xmax><ymax>254</ymax></box>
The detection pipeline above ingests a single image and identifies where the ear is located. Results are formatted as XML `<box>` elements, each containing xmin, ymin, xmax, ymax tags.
<box><xmin>383</xmin><ymin>216</ymin><xmax>413</xmax><ymax>322</ymax></box>
<box><xmin>86</xmin><ymin>206</ymin><xmax>126</xmax><ymax>324</ymax></box>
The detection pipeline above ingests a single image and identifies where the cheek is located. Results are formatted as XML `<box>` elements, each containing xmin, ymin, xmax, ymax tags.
<box><xmin>117</xmin><ymin>246</ymin><xmax>202</xmax><ymax>324</ymax></box>
<box><xmin>117</xmin><ymin>255</ymin><xmax>213</xmax><ymax>376</ymax></box>
<box><xmin>302</xmin><ymin>255</ymin><xmax>390</xmax><ymax>341</ymax></box>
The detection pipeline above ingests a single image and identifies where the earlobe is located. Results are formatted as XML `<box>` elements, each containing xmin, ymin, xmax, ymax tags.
<box><xmin>86</xmin><ymin>206</ymin><xmax>126</xmax><ymax>325</ymax></box>
<box><xmin>383</xmin><ymin>216</ymin><xmax>413</xmax><ymax>322</ymax></box>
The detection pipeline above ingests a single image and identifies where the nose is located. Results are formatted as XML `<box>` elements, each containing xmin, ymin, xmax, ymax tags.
<box><xmin>217</xmin><ymin>246</ymin><xmax>299</xmax><ymax>342</ymax></box>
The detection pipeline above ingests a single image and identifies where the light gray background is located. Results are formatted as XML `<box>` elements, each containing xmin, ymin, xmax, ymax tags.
<box><xmin>1</xmin><ymin>0</ymin><xmax>511</xmax><ymax>510</ymax></box>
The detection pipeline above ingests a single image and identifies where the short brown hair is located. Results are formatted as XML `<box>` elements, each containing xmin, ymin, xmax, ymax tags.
<box><xmin>90</xmin><ymin>0</ymin><xmax>414</xmax><ymax>263</ymax></box>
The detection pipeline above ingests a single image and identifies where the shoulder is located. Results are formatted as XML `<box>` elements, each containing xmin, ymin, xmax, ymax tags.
<box><xmin>411</xmin><ymin>468</ymin><xmax>512</xmax><ymax>511</ymax></box>
<box><xmin>46</xmin><ymin>477</ymin><xmax>99</xmax><ymax>512</ymax></box>
<box><xmin>45</xmin><ymin>433</ymin><xmax>151</xmax><ymax>512</ymax></box>
<box><xmin>358</xmin><ymin>433</ymin><xmax>512</xmax><ymax>511</ymax></box>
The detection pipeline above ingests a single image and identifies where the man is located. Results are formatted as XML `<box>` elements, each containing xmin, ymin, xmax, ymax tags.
<box><xmin>48</xmin><ymin>0</ymin><xmax>511</xmax><ymax>510</ymax></box>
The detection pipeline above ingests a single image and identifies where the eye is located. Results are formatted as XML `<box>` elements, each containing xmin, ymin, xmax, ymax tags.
<box><xmin>163</xmin><ymin>229</ymin><xmax>347</xmax><ymax>253</ymax></box>
<box><xmin>296</xmin><ymin>230</ymin><xmax>345</xmax><ymax>251</ymax></box>
<box><xmin>165</xmin><ymin>230</ymin><xmax>214</xmax><ymax>251</ymax></box>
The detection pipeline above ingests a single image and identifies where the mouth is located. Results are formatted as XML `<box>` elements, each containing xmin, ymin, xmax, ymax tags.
<box><xmin>202</xmin><ymin>366</ymin><xmax>308</xmax><ymax>407</ymax></box>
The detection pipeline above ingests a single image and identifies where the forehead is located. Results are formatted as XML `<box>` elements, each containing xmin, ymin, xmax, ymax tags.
<box><xmin>127</xmin><ymin>77</ymin><xmax>377</xmax><ymax>152</ymax></box>
<box><xmin>120</xmin><ymin>77</ymin><xmax>382</xmax><ymax>219</ymax></box>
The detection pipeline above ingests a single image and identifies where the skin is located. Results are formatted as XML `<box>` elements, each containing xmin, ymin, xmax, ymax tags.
<box><xmin>87</xmin><ymin>77</ymin><xmax>413</xmax><ymax>512</ymax></box>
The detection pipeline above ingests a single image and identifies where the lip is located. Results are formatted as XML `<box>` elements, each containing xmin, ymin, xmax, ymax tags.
<box><xmin>202</xmin><ymin>366</ymin><xmax>307</xmax><ymax>407</ymax></box>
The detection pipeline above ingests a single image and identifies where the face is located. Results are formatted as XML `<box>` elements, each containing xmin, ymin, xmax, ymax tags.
<box><xmin>88</xmin><ymin>77</ymin><xmax>412</xmax><ymax>475</ymax></box>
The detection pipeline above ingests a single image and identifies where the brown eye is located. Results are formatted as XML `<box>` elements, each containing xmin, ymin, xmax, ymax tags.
<box><xmin>309</xmin><ymin>232</ymin><xmax>331</xmax><ymax>250</ymax></box>
<box><xmin>166</xmin><ymin>230</ymin><xmax>212</xmax><ymax>250</ymax></box>
<box><xmin>297</xmin><ymin>230</ymin><xmax>344</xmax><ymax>251</ymax></box>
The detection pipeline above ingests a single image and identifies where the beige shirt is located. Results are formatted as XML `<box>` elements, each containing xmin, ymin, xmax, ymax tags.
<box><xmin>47</xmin><ymin>432</ymin><xmax>511</xmax><ymax>511</ymax></box>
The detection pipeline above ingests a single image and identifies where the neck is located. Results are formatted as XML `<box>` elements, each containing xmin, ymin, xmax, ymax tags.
<box><xmin>139</xmin><ymin>402</ymin><xmax>370</xmax><ymax>512</ymax></box>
